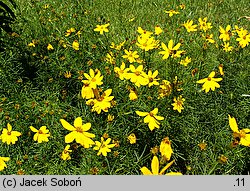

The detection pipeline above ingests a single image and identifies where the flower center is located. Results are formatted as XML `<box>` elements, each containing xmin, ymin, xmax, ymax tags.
<box><xmin>149</xmin><ymin>77</ymin><xmax>154</xmax><ymax>82</ymax></box>
<box><xmin>149</xmin><ymin>112</ymin><xmax>154</xmax><ymax>117</ymax></box>
<box><xmin>207</xmin><ymin>77</ymin><xmax>211</xmax><ymax>81</ymax></box>
<box><xmin>7</xmin><ymin>132</ymin><xmax>11</xmax><ymax>135</ymax></box>
<box><xmin>135</xmin><ymin>71</ymin><xmax>141</xmax><ymax>76</ymax></box>
<box><xmin>75</xmin><ymin>126</ymin><xmax>83</xmax><ymax>133</ymax></box>
<box><xmin>38</xmin><ymin>130</ymin><xmax>43</xmax><ymax>134</ymax></box>
<box><xmin>91</xmin><ymin>78</ymin><xmax>96</xmax><ymax>82</ymax></box>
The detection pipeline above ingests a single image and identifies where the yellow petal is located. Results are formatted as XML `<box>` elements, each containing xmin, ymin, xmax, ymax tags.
<box><xmin>140</xmin><ymin>167</ymin><xmax>153</xmax><ymax>175</ymax></box>
<box><xmin>228</xmin><ymin>115</ymin><xmax>239</xmax><ymax>133</ymax></box>
<box><xmin>7</xmin><ymin>123</ymin><xmax>12</xmax><ymax>131</ymax></box>
<box><xmin>65</xmin><ymin>132</ymin><xmax>76</xmax><ymax>143</ymax></box>
<box><xmin>151</xmin><ymin>156</ymin><xmax>159</xmax><ymax>175</ymax></box>
<box><xmin>30</xmin><ymin>126</ymin><xmax>38</xmax><ymax>132</ymax></box>
<box><xmin>74</xmin><ymin>117</ymin><xmax>82</xmax><ymax>128</ymax></box>
<box><xmin>136</xmin><ymin>111</ymin><xmax>148</xmax><ymax>117</ymax></box>
<box><xmin>60</xmin><ymin>119</ymin><xmax>76</xmax><ymax>131</ymax></box>
<box><xmin>159</xmin><ymin>160</ymin><xmax>175</xmax><ymax>175</ymax></box>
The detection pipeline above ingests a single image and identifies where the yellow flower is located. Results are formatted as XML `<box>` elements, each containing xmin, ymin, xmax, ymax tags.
<box><xmin>228</xmin><ymin>115</ymin><xmax>250</xmax><ymax>147</ymax></box>
<box><xmin>236</xmin><ymin>31</ymin><xmax>250</xmax><ymax>48</ymax></box>
<box><xmin>182</xmin><ymin>20</ymin><xmax>197</xmax><ymax>32</ymax></box>
<box><xmin>140</xmin><ymin>156</ymin><xmax>182</xmax><ymax>175</ymax></box>
<box><xmin>171</xmin><ymin>95</ymin><xmax>185</xmax><ymax>113</ymax></box>
<box><xmin>127</xmin><ymin>133</ymin><xmax>137</xmax><ymax>144</ymax></box>
<box><xmin>114</xmin><ymin>62</ymin><xmax>130</xmax><ymax>80</ymax></box>
<box><xmin>65</xmin><ymin>28</ymin><xmax>76</xmax><ymax>37</ymax></box>
<box><xmin>159</xmin><ymin>39</ymin><xmax>184</xmax><ymax>60</ymax></box>
<box><xmin>61</xmin><ymin>145</ymin><xmax>72</xmax><ymax>160</ymax></box>
<box><xmin>158</xmin><ymin>80</ymin><xmax>172</xmax><ymax>98</ymax></box>
<box><xmin>160</xmin><ymin>137</ymin><xmax>173</xmax><ymax>161</ymax></box>
<box><xmin>47</xmin><ymin>44</ymin><xmax>54</xmax><ymax>50</ymax></box>
<box><xmin>196</xmin><ymin>71</ymin><xmax>222</xmax><ymax>93</ymax></box>
<box><xmin>86</xmin><ymin>89</ymin><xmax>114</xmax><ymax>114</ymax></box>
<box><xmin>147</xmin><ymin>70</ymin><xmax>160</xmax><ymax>87</ymax></box>
<box><xmin>198</xmin><ymin>141</ymin><xmax>207</xmax><ymax>150</ymax></box>
<box><xmin>179</xmin><ymin>57</ymin><xmax>191</xmax><ymax>66</ymax></box>
<box><xmin>122</xmin><ymin>49</ymin><xmax>139</xmax><ymax>63</ymax></box>
<box><xmin>202</xmin><ymin>34</ymin><xmax>215</xmax><ymax>44</ymax></box>
<box><xmin>94</xmin><ymin>23</ymin><xmax>110</xmax><ymax>35</ymax></box>
<box><xmin>198</xmin><ymin>17</ymin><xmax>213</xmax><ymax>32</ymax></box>
<box><xmin>30</xmin><ymin>126</ymin><xmax>50</xmax><ymax>143</ymax></box>
<box><xmin>81</xmin><ymin>83</ymin><xmax>94</xmax><ymax>99</ymax></box>
<box><xmin>64</xmin><ymin>71</ymin><xmax>72</xmax><ymax>78</ymax></box>
<box><xmin>136</xmin><ymin>35</ymin><xmax>158</xmax><ymax>51</ymax></box>
<box><xmin>60</xmin><ymin>117</ymin><xmax>95</xmax><ymax>148</ymax></box>
<box><xmin>93</xmin><ymin>137</ymin><xmax>116</xmax><ymax>156</ymax></box>
<box><xmin>136</xmin><ymin>108</ymin><xmax>164</xmax><ymax>131</ymax></box>
<box><xmin>72</xmin><ymin>40</ymin><xmax>79</xmax><ymax>50</ymax></box>
<box><xmin>155</xmin><ymin>25</ymin><xmax>163</xmax><ymax>35</ymax></box>
<box><xmin>0</xmin><ymin>156</ymin><xmax>10</xmax><ymax>171</ymax></box>
<box><xmin>28</xmin><ymin>40</ymin><xmax>36</xmax><ymax>47</ymax></box>
<box><xmin>222</xmin><ymin>42</ymin><xmax>233</xmax><ymax>52</ymax></box>
<box><xmin>0</xmin><ymin>123</ymin><xmax>21</xmax><ymax>145</ymax></box>
<box><xmin>137</xmin><ymin>27</ymin><xmax>153</xmax><ymax>38</ymax></box>
<box><xmin>219</xmin><ymin>25</ymin><xmax>232</xmax><ymax>41</ymax></box>
<box><xmin>105</xmin><ymin>52</ymin><xmax>115</xmax><ymax>64</ymax></box>
<box><xmin>129</xmin><ymin>89</ymin><xmax>138</xmax><ymax>101</ymax></box>
<box><xmin>82</xmin><ymin>69</ymin><xmax>103</xmax><ymax>89</ymax></box>
<box><xmin>107</xmin><ymin>114</ymin><xmax>114</xmax><ymax>122</ymax></box>
<box><xmin>164</xmin><ymin>10</ymin><xmax>180</xmax><ymax>17</ymax></box>
<box><xmin>128</xmin><ymin>65</ymin><xmax>149</xmax><ymax>87</ymax></box>
<box><xmin>218</xmin><ymin>64</ymin><xmax>224</xmax><ymax>76</ymax></box>
<box><xmin>110</xmin><ymin>40</ymin><xmax>126</xmax><ymax>50</ymax></box>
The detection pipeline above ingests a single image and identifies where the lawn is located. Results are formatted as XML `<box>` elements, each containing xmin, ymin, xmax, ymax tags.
<box><xmin>0</xmin><ymin>0</ymin><xmax>249</xmax><ymax>175</ymax></box>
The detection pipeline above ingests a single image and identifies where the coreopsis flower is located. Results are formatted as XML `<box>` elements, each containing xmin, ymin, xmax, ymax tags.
<box><xmin>222</xmin><ymin>42</ymin><xmax>233</xmax><ymax>52</ymax></box>
<box><xmin>137</xmin><ymin>27</ymin><xmax>153</xmax><ymax>38</ymax></box>
<box><xmin>171</xmin><ymin>95</ymin><xmax>185</xmax><ymax>113</ymax></box>
<box><xmin>81</xmin><ymin>83</ymin><xmax>94</xmax><ymax>99</ymax></box>
<box><xmin>128</xmin><ymin>65</ymin><xmax>149</xmax><ymax>87</ymax></box>
<box><xmin>159</xmin><ymin>39</ymin><xmax>184</xmax><ymax>60</ymax></box>
<box><xmin>72</xmin><ymin>40</ymin><xmax>79</xmax><ymax>50</ymax></box>
<box><xmin>179</xmin><ymin>57</ymin><xmax>191</xmax><ymax>66</ymax></box>
<box><xmin>196</xmin><ymin>71</ymin><xmax>223</xmax><ymax>93</ymax></box>
<box><xmin>182</xmin><ymin>20</ymin><xmax>197</xmax><ymax>32</ymax></box>
<box><xmin>0</xmin><ymin>157</ymin><xmax>10</xmax><ymax>171</ymax></box>
<box><xmin>64</xmin><ymin>71</ymin><xmax>72</xmax><ymax>78</ymax></box>
<box><xmin>86</xmin><ymin>89</ymin><xmax>114</xmax><ymax>114</ymax></box>
<box><xmin>30</xmin><ymin>126</ymin><xmax>50</xmax><ymax>143</ymax></box>
<box><xmin>93</xmin><ymin>137</ymin><xmax>116</xmax><ymax>156</ymax></box>
<box><xmin>129</xmin><ymin>89</ymin><xmax>138</xmax><ymax>101</ymax></box>
<box><xmin>61</xmin><ymin>145</ymin><xmax>72</xmax><ymax>160</ymax></box>
<box><xmin>218</xmin><ymin>64</ymin><xmax>224</xmax><ymax>76</ymax></box>
<box><xmin>198</xmin><ymin>141</ymin><xmax>207</xmax><ymax>150</ymax></box>
<box><xmin>158</xmin><ymin>80</ymin><xmax>172</xmax><ymax>98</ymax></box>
<box><xmin>236</xmin><ymin>30</ymin><xmax>250</xmax><ymax>48</ymax></box>
<box><xmin>155</xmin><ymin>25</ymin><xmax>163</xmax><ymax>35</ymax></box>
<box><xmin>219</xmin><ymin>25</ymin><xmax>232</xmax><ymax>41</ymax></box>
<box><xmin>28</xmin><ymin>40</ymin><xmax>36</xmax><ymax>47</ymax></box>
<box><xmin>114</xmin><ymin>62</ymin><xmax>130</xmax><ymax>80</ymax></box>
<box><xmin>82</xmin><ymin>69</ymin><xmax>103</xmax><ymax>89</ymax></box>
<box><xmin>47</xmin><ymin>44</ymin><xmax>54</xmax><ymax>50</ymax></box>
<box><xmin>160</xmin><ymin>137</ymin><xmax>173</xmax><ymax>161</ymax></box>
<box><xmin>198</xmin><ymin>17</ymin><xmax>212</xmax><ymax>32</ymax></box>
<box><xmin>228</xmin><ymin>115</ymin><xmax>250</xmax><ymax>147</ymax></box>
<box><xmin>164</xmin><ymin>10</ymin><xmax>180</xmax><ymax>17</ymax></box>
<box><xmin>65</xmin><ymin>28</ymin><xmax>76</xmax><ymax>37</ymax></box>
<box><xmin>107</xmin><ymin>114</ymin><xmax>114</xmax><ymax>122</ymax></box>
<box><xmin>147</xmin><ymin>70</ymin><xmax>160</xmax><ymax>87</ymax></box>
<box><xmin>127</xmin><ymin>133</ymin><xmax>136</xmax><ymax>144</ymax></box>
<box><xmin>140</xmin><ymin>156</ymin><xmax>182</xmax><ymax>175</ymax></box>
<box><xmin>136</xmin><ymin>108</ymin><xmax>164</xmax><ymax>131</ymax></box>
<box><xmin>110</xmin><ymin>40</ymin><xmax>126</xmax><ymax>50</ymax></box>
<box><xmin>136</xmin><ymin>35</ymin><xmax>158</xmax><ymax>51</ymax></box>
<box><xmin>202</xmin><ymin>34</ymin><xmax>215</xmax><ymax>44</ymax></box>
<box><xmin>106</xmin><ymin>52</ymin><xmax>115</xmax><ymax>65</ymax></box>
<box><xmin>0</xmin><ymin>123</ymin><xmax>21</xmax><ymax>145</ymax></box>
<box><xmin>122</xmin><ymin>49</ymin><xmax>139</xmax><ymax>63</ymax></box>
<box><xmin>94</xmin><ymin>23</ymin><xmax>110</xmax><ymax>35</ymax></box>
<box><xmin>60</xmin><ymin>117</ymin><xmax>95</xmax><ymax>148</ymax></box>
